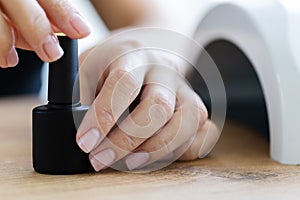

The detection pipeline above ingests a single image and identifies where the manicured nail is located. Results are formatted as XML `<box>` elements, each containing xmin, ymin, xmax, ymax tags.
<box><xmin>42</xmin><ymin>34</ymin><xmax>64</xmax><ymax>62</ymax></box>
<box><xmin>90</xmin><ymin>149</ymin><xmax>116</xmax><ymax>171</ymax></box>
<box><xmin>125</xmin><ymin>152</ymin><xmax>150</xmax><ymax>170</ymax></box>
<box><xmin>70</xmin><ymin>13</ymin><xmax>91</xmax><ymax>36</ymax></box>
<box><xmin>6</xmin><ymin>47</ymin><xmax>19</xmax><ymax>67</ymax></box>
<box><xmin>78</xmin><ymin>129</ymin><xmax>100</xmax><ymax>153</ymax></box>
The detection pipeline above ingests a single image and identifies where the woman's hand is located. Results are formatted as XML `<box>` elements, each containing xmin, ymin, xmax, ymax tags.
<box><xmin>76</xmin><ymin>38</ymin><xmax>220</xmax><ymax>172</ymax></box>
<box><xmin>0</xmin><ymin>0</ymin><xmax>91</xmax><ymax>68</ymax></box>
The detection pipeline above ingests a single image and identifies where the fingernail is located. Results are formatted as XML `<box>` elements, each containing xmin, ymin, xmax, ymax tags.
<box><xmin>70</xmin><ymin>13</ymin><xmax>91</xmax><ymax>36</ymax></box>
<box><xmin>125</xmin><ymin>152</ymin><xmax>150</xmax><ymax>170</ymax></box>
<box><xmin>90</xmin><ymin>149</ymin><xmax>116</xmax><ymax>171</ymax></box>
<box><xmin>42</xmin><ymin>34</ymin><xmax>64</xmax><ymax>61</ymax></box>
<box><xmin>6</xmin><ymin>47</ymin><xmax>19</xmax><ymax>67</ymax></box>
<box><xmin>78</xmin><ymin>129</ymin><xmax>100</xmax><ymax>153</ymax></box>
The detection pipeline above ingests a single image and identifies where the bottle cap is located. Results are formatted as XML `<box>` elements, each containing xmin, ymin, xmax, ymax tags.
<box><xmin>48</xmin><ymin>36</ymin><xmax>80</xmax><ymax>104</ymax></box>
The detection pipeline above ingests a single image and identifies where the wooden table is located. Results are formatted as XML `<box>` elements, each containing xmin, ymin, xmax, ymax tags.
<box><xmin>0</xmin><ymin>96</ymin><xmax>299</xmax><ymax>200</ymax></box>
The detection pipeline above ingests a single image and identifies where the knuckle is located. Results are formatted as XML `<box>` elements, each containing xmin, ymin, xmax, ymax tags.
<box><xmin>152</xmin><ymin>52</ymin><xmax>185</xmax><ymax>76</ymax></box>
<box><xmin>190</xmin><ymin>106</ymin><xmax>208</xmax><ymax>126</ymax></box>
<box><xmin>147</xmin><ymin>93</ymin><xmax>174</xmax><ymax>119</ymax></box>
<box><xmin>152</xmin><ymin>135</ymin><xmax>174</xmax><ymax>153</ymax></box>
<box><xmin>110</xmin><ymin>68</ymin><xmax>141</xmax><ymax>89</ymax></box>
<box><xmin>94</xmin><ymin>106</ymin><xmax>115</xmax><ymax>133</ymax></box>
<box><xmin>111</xmin><ymin>68</ymin><xmax>131</xmax><ymax>81</ymax></box>
<box><xmin>159</xmin><ymin>140</ymin><xmax>173</xmax><ymax>155</ymax></box>
<box><xmin>39</xmin><ymin>0</ymin><xmax>72</xmax><ymax>12</ymax></box>
<box><xmin>51</xmin><ymin>0</ymin><xmax>71</xmax><ymax>10</ymax></box>
<box><xmin>119</xmin><ymin>134</ymin><xmax>139</xmax><ymax>152</ymax></box>
<box><xmin>198</xmin><ymin>104</ymin><xmax>208</xmax><ymax>121</ymax></box>
<box><xmin>50</xmin><ymin>0</ymin><xmax>74</xmax><ymax>26</ymax></box>
<box><xmin>38</xmin><ymin>0</ymin><xmax>75</xmax><ymax>30</ymax></box>
<box><xmin>190</xmin><ymin>94</ymin><xmax>208</xmax><ymax>122</ymax></box>
<box><xmin>181</xmin><ymin>138</ymin><xmax>199</xmax><ymax>161</ymax></box>
<box><xmin>108</xmin><ymin>40</ymin><xmax>142</xmax><ymax>57</ymax></box>
<box><xmin>141</xmin><ymin>136</ymin><xmax>169</xmax><ymax>153</ymax></box>
<box><xmin>180</xmin><ymin>148</ymin><xmax>198</xmax><ymax>161</ymax></box>
<box><xmin>161</xmin><ymin>56</ymin><xmax>179</xmax><ymax>73</ymax></box>
<box><xmin>109</xmin><ymin>130</ymin><xmax>141</xmax><ymax>152</ymax></box>
<box><xmin>119</xmin><ymin>40</ymin><xmax>142</xmax><ymax>51</ymax></box>
<box><xmin>25</xmin><ymin>13</ymin><xmax>50</xmax><ymax>47</ymax></box>
<box><xmin>30</xmin><ymin>12</ymin><xmax>47</xmax><ymax>29</ymax></box>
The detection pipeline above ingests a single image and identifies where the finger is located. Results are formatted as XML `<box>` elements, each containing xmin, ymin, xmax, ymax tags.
<box><xmin>1</xmin><ymin>0</ymin><xmax>64</xmax><ymax>62</ymax></box>
<box><xmin>124</xmin><ymin>86</ymin><xmax>208</xmax><ymax>170</ymax></box>
<box><xmin>11</xmin><ymin>26</ymin><xmax>31</xmax><ymax>50</ymax></box>
<box><xmin>79</xmin><ymin>40</ymin><xmax>144</xmax><ymax>105</ymax></box>
<box><xmin>145</xmin><ymin>119</ymin><xmax>219</xmax><ymax>165</ymax></box>
<box><xmin>88</xmin><ymin>84</ymin><xmax>176</xmax><ymax>171</ymax></box>
<box><xmin>15</xmin><ymin>23</ymin><xmax>63</xmax><ymax>50</ymax></box>
<box><xmin>178</xmin><ymin>120</ymin><xmax>220</xmax><ymax>161</ymax></box>
<box><xmin>51</xmin><ymin>24</ymin><xmax>63</xmax><ymax>34</ymax></box>
<box><xmin>0</xmin><ymin>11</ymin><xmax>18</xmax><ymax>68</ymax></box>
<box><xmin>76</xmin><ymin>53</ymin><xmax>147</xmax><ymax>154</ymax></box>
<box><xmin>38</xmin><ymin>0</ymin><xmax>91</xmax><ymax>39</ymax></box>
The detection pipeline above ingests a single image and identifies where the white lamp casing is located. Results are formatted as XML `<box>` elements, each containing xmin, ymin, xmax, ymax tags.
<box><xmin>194</xmin><ymin>0</ymin><xmax>300</xmax><ymax>164</ymax></box>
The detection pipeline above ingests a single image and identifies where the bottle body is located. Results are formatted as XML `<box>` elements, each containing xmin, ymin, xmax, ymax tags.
<box><xmin>32</xmin><ymin>104</ymin><xmax>93</xmax><ymax>174</ymax></box>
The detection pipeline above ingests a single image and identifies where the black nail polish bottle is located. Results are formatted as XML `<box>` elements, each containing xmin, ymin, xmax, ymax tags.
<box><xmin>32</xmin><ymin>36</ymin><xmax>93</xmax><ymax>174</ymax></box>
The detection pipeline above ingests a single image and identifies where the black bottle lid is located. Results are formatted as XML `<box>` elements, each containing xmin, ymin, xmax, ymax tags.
<box><xmin>48</xmin><ymin>36</ymin><xmax>80</xmax><ymax>105</ymax></box>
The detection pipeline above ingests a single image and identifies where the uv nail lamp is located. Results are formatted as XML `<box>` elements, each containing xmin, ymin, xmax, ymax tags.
<box><xmin>193</xmin><ymin>0</ymin><xmax>300</xmax><ymax>165</ymax></box>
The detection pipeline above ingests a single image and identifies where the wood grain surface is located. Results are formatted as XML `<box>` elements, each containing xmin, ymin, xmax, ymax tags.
<box><xmin>0</xmin><ymin>96</ymin><xmax>299</xmax><ymax>200</ymax></box>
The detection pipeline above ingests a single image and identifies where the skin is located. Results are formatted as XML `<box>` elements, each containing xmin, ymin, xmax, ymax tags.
<box><xmin>0</xmin><ymin>0</ymin><xmax>220</xmax><ymax>171</ymax></box>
